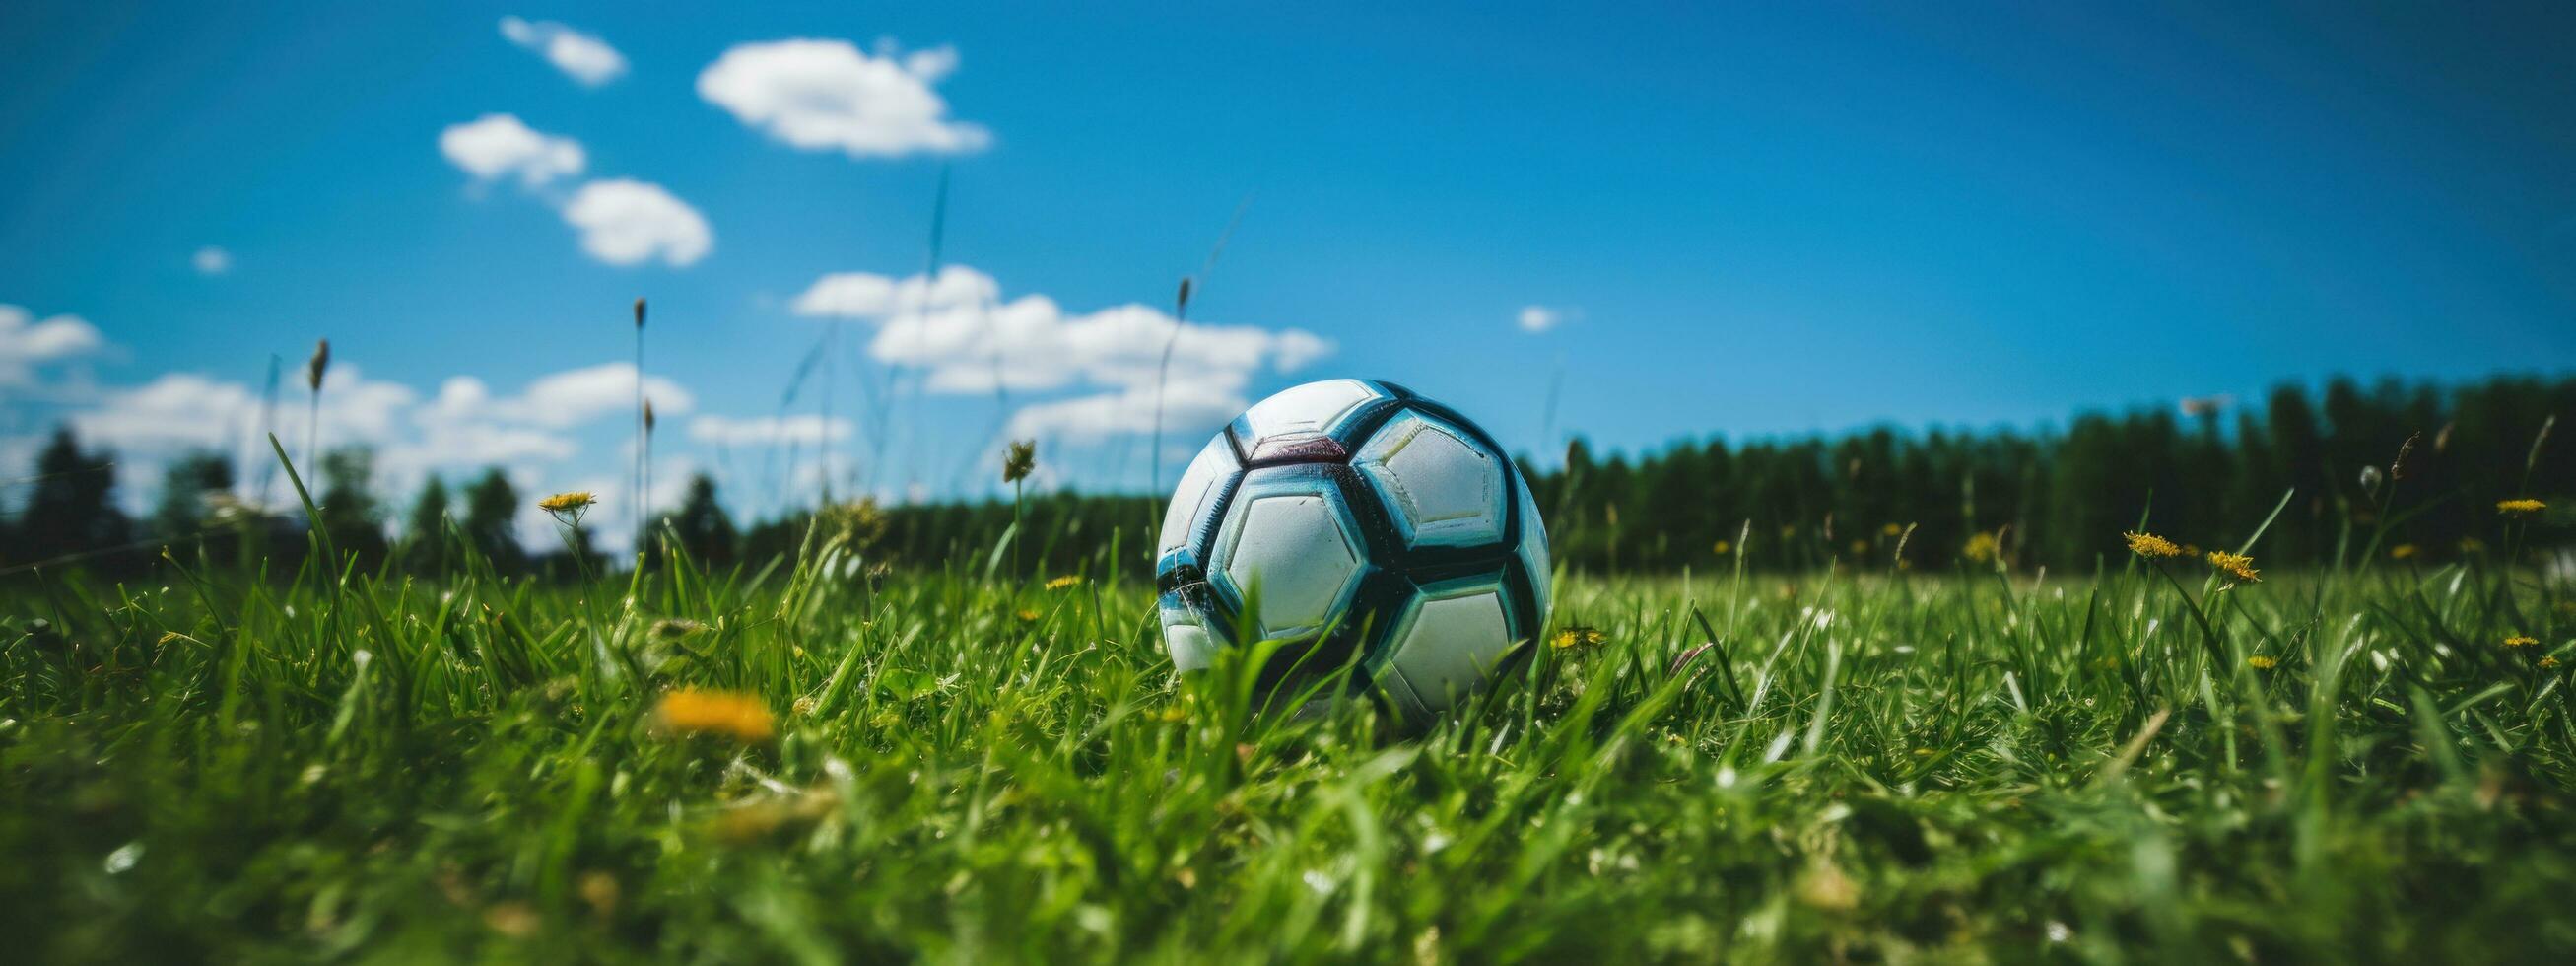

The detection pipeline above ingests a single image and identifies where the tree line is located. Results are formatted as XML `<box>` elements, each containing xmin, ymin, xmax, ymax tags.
<box><xmin>2</xmin><ymin>374</ymin><xmax>2566</xmax><ymax>580</ymax></box>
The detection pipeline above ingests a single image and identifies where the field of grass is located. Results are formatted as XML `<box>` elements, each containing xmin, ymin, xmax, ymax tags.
<box><xmin>5</xmin><ymin>518</ymin><xmax>2576</xmax><ymax>962</ymax></box>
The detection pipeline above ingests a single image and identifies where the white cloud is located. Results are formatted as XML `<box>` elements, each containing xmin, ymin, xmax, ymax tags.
<box><xmin>562</xmin><ymin>179</ymin><xmax>712</xmax><ymax>267</ymax></box>
<box><xmin>440</xmin><ymin>113</ymin><xmax>586</xmax><ymax>187</ymax></box>
<box><xmin>427</xmin><ymin>363</ymin><xmax>694</xmax><ymax>430</ymax></box>
<box><xmin>697</xmin><ymin>38</ymin><xmax>990</xmax><ymax>159</ymax></box>
<box><xmin>67</xmin><ymin>372</ymin><xmax>258</xmax><ymax>452</ymax></box>
<box><xmin>432</xmin><ymin>119</ymin><xmax>711</xmax><ymax>269</ymax></box>
<box><xmin>689</xmin><ymin>414</ymin><xmax>853</xmax><ymax>446</ymax></box>
<box><xmin>1517</xmin><ymin>305</ymin><xmax>1568</xmax><ymax>333</ymax></box>
<box><xmin>0</xmin><ymin>304</ymin><xmax>108</xmax><ymax>388</ymax></box>
<box><xmin>192</xmin><ymin>246</ymin><xmax>232</xmax><ymax>276</ymax></box>
<box><xmin>499</xmin><ymin>16</ymin><xmax>629</xmax><ymax>87</ymax></box>
<box><xmin>69</xmin><ymin>364</ymin><xmax>416</xmax><ymax>459</ymax></box>
<box><xmin>788</xmin><ymin>265</ymin><xmax>1331</xmax><ymax>443</ymax></box>
<box><xmin>791</xmin><ymin>265</ymin><xmax>996</xmax><ymax>318</ymax></box>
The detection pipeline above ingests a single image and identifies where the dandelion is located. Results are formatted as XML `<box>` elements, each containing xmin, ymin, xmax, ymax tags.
<box><xmin>1849</xmin><ymin>539</ymin><xmax>1869</xmax><ymax>557</ymax></box>
<box><xmin>1550</xmin><ymin>626</ymin><xmax>1607</xmax><ymax>651</ymax></box>
<box><xmin>2543</xmin><ymin>656</ymin><xmax>2561</xmax><ymax>670</ymax></box>
<box><xmin>1962</xmin><ymin>531</ymin><xmax>2000</xmax><ymax>563</ymax></box>
<box><xmin>1015</xmin><ymin>608</ymin><xmax>1040</xmax><ymax>622</ymax></box>
<box><xmin>1002</xmin><ymin>440</ymin><xmax>1038</xmax><ymax>485</ymax></box>
<box><xmin>539</xmin><ymin>491</ymin><xmax>596</xmax><ymax>526</ymax></box>
<box><xmin>2504</xmin><ymin>635</ymin><xmax>2539</xmax><ymax>650</ymax></box>
<box><xmin>2497</xmin><ymin>498</ymin><xmax>2546</xmax><ymax>517</ymax></box>
<box><xmin>1880</xmin><ymin>523</ymin><xmax>1903</xmax><ymax>537</ymax></box>
<box><xmin>653</xmin><ymin>689</ymin><xmax>775</xmax><ymax>743</ymax></box>
<box><xmin>1045</xmin><ymin>575</ymin><xmax>1082</xmax><ymax>590</ymax></box>
<box><xmin>2247</xmin><ymin>655</ymin><xmax>2278</xmax><ymax>670</ymax></box>
<box><xmin>2207</xmin><ymin>550</ymin><xmax>2261</xmax><ymax>584</ymax></box>
<box><xmin>2123</xmin><ymin>531</ymin><xmax>2184</xmax><ymax>559</ymax></box>
<box><xmin>1712</xmin><ymin>540</ymin><xmax>1731</xmax><ymax>556</ymax></box>
<box><xmin>2389</xmin><ymin>543</ymin><xmax>2418</xmax><ymax>561</ymax></box>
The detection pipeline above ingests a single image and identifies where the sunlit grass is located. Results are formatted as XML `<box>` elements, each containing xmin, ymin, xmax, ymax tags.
<box><xmin>4</xmin><ymin>515</ymin><xmax>2573</xmax><ymax>961</ymax></box>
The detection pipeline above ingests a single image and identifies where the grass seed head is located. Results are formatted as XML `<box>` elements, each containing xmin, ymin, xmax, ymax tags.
<box><xmin>305</xmin><ymin>338</ymin><xmax>330</xmax><ymax>391</ymax></box>
<box><xmin>1002</xmin><ymin>440</ymin><xmax>1037</xmax><ymax>484</ymax></box>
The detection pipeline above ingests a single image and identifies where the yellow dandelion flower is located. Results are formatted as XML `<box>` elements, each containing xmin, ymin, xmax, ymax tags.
<box><xmin>538</xmin><ymin>490</ymin><xmax>596</xmax><ymax>524</ymax></box>
<box><xmin>2497</xmin><ymin>498</ymin><xmax>2546</xmax><ymax>517</ymax></box>
<box><xmin>2389</xmin><ymin>543</ymin><xmax>2418</xmax><ymax>561</ymax></box>
<box><xmin>2247</xmin><ymin>655</ymin><xmax>2278</xmax><ymax>670</ymax></box>
<box><xmin>1881</xmin><ymin>523</ymin><xmax>1903</xmax><ymax>536</ymax></box>
<box><xmin>2503</xmin><ymin>635</ymin><xmax>2539</xmax><ymax>649</ymax></box>
<box><xmin>1550</xmin><ymin>626</ymin><xmax>1607</xmax><ymax>651</ymax></box>
<box><xmin>2207</xmin><ymin>550</ymin><xmax>2261</xmax><ymax>583</ymax></box>
<box><xmin>1015</xmin><ymin>608</ymin><xmax>1041</xmax><ymax>622</ymax></box>
<box><xmin>2124</xmin><ymin>531</ymin><xmax>2184</xmax><ymax>559</ymax></box>
<box><xmin>1711</xmin><ymin>539</ymin><xmax>1731</xmax><ymax>556</ymax></box>
<box><xmin>2542</xmin><ymin>656</ymin><xmax>2561</xmax><ymax>670</ymax></box>
<box><xmin>654</xmin><ymin>689</ymin><xmax>775</xmax><ymax>743</ymax></box>
<box><xmin>1962</xmin><ymin>531</ymin><xmax>2000</xmax><ymax>563</ymax></box>
<box><xmin>1045</xmin><ymin>575</ymin><xmax>1083</xmax><ymax>590</ymax></box>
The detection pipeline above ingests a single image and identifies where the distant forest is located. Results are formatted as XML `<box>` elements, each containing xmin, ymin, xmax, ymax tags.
<box><xmin>3</xmin><ymin>374</ymin><xmax>2568</xmax><ymax>579</ymax></box>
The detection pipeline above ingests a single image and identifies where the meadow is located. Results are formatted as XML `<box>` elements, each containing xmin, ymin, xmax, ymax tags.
<box><xmin>5</xmin><ymin>491</ymin><xmax>2574</xmax><ymax>962</ymax></box>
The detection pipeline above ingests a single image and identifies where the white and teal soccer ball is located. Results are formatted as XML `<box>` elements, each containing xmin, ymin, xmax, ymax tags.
<box><xmin>1155</xmin><ymin>379</ymin><xmax>1551</xmax><ymax>723</ymax></box>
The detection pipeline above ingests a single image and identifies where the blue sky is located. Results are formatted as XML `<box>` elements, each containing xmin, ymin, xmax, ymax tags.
<box><xmin>4</xmin><ymin>2</ymin><xmax>2574</xmax><ymax>543</ymax></box>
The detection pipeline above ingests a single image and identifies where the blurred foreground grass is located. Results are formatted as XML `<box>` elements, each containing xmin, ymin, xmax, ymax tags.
<box><xmin>4</xmin><ymin>530</ymin><xmax>2574</xmax><ymax>962</ymax></box>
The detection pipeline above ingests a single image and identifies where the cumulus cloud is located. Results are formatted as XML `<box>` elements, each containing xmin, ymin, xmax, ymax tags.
<box><xmin>440</xmin><ymin>113</ymin><xmax>587</xmax><ymax>187</ymax></box>
<box><xmin>788</xmin><ymin>265</ymin><xmax>1332</xmax><ymax>442</ymax></box>
<box><xmin>433</xmin><ymin>118</ymin><xmax>712</xmax><ymax>268</ymax></box>
<box><xmin>1517</xmin><ymin>305</ymin><xmax>1570</xmax><ymax>333</ymax></box>
<box><xmin>192</xmin><ymin>246</ymin><xmax>232</xmax><ymax>276</ymax></box>
<box><xmin>0</xmin><ymin>304</ymin><xmax>108</xmax><ymax>388</ymax></box>
<box><xmin>70</xmin><ymin>365</ymin><xmax>416</xmax><ymax>460</ymax></box>
<box><xmin>562</xmin><ymin>179</ymin><xmax>713</xmax><ymax>267</ymax></box>
<box><xmin>500</xmin><ymin>16</ymin><xmax>629</xmax><ymax>87</ymax></box>
<box><xmin>697</xmin><ymin>38</ymin><xmax>990</xmax><ymax>159</ymax></box>
<box><xmin>689</xmin><ymin>414</ymin><xmax>853</xmax><ymax>446</ymax></box>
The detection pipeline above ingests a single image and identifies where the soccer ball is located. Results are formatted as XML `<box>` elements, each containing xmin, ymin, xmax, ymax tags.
<box><xmin>1155</xmin><ymin>379</ymin><xmax>1551</xmax><ymax>724</ymax></box>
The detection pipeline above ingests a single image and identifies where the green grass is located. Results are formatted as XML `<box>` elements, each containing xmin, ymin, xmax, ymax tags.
<box><xmin>4</xmin><ymin>527</ymin><xmax>2575</xmax><ymax>962</ymax></box>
